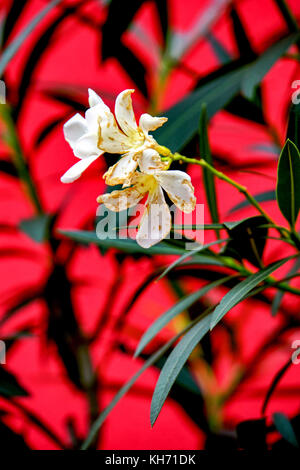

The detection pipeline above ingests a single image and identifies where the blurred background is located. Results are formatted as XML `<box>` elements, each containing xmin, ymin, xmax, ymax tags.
<box><xmin>0</xmin><ymin>0</ymin><xmax>300</xmax><ymax>450</ymax></box>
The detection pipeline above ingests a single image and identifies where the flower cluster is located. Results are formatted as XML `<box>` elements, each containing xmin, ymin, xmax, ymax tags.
<box><xmin>61</xmin><ymin>89</ymin><xmax>196</xmax><ymax>247</ymax></box>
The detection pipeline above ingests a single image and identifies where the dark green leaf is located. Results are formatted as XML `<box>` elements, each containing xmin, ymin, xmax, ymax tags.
<box><xmin>0</xmin><ymin>0</ymin><xmax>62</xmax><ymax>77</ymax></box>
<box><xmin>272</xmin><ymin>257</ymin><xmax>300</xmax><ymax>315</ymax></box>
<box><xmin>286</xmin><ymin>102</ymin><xmax>300</xmax><ymax>148</ymax></box>
<box><xmin>157</xmin><ymin>238</ymin><xmax>228</xmax><ymax>280</ymax></box>
<box><xmin>241</xmin><ymin>33</ymin><xmax>300</xmax><ymax>100</ymax></box>
<box><xmin>2</xmin><ymin>0</ymin><xmax>28</xmax><ymax>48</ymax></box>
<box><xmin>153</xmin><ymin>0</ymin><xmax>168</xmax><ymax>43</ymax></box>
<box><xmin>156</xmin><ymin>34</ymin><xmax>300</xmax><ymax>152</ymax></box>
<box><xmin>210</xmin><ymin>256</ymin><xmax>294</xmax><ymax>330</ymax></box>
<box><xmin>135</xmin><ymin>276</ymin><xmax>233</xmax><ymax>358</ymax></box>
<box><xmin>276</xmin><ymin>139</ymin><xmax>300</xmax><ymax>227</ymax></box>
<box><xmin>0</xmin><ymin>160</ymin><xmax>18</xmax><ymax>177</ymax></box>
<box><xmin>231</xmin><ymin>7</ymin><xmax>256</xmax><ymax>59</ymax></box>
<box><xmin>205</xmin><ymin>32</ymin><xmax>232</xmax><ymax>64</ymax></box>
<box><xmin>102</xmin><ymin>0</ymin><xmax>143</xmax><ymax>60</ymax></box>
<box><xmin>155</xmin><ymin>67</ymin><xmax>244</xmax><ymax>152</ymax></box>
<box><xmin>19</xmin><ymin>214</ymin><xmax>52</xmax><ymax>242</ymax></box>
<box><xmin>14</xmin><ymin>2</ymin><xmax>86</xmax><ymax>120</ymax></box>
<box><xmin>0</xmin><ymin>367</ymin><xmax>28</xmax><ymax>398</ymax></box>
<box><xmin>150</xmin><ymin>314</ymin><xmax>211</xmax><ymax>426</ymax></box>
<box><xmin>273</xmin><ymin>412</ymin><xmax>299</xmax><ymax>447</ymax></box>
<box><xmin>81</xmin><ymin>319</ymin><xmax>197</xmax><ymax>450</ymax></box>
<box><xmin>261</xmin><ymin>355</ymin><xmax>295</xmax><ymax>414</ymax></box>
<box><xmin>222</xmin><ymin>216</ymin><xmax>268</xmax><ymax>268</ymax></box>
<box><xmin>58</xmin><ymin>229</ymin><xmax>225</xmax><ymax>262</ymax></box>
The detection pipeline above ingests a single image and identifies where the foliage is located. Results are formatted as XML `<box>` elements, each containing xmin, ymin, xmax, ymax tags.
<box><xmin>0</xmin><ymin>0</ymin><xmax>300</xmax><ymax>451</ymax></box>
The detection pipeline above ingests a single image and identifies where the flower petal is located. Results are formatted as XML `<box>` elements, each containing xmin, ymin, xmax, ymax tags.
<box><xmin>139</xmin><ymin>149</ymin><xmax>168</xmax><ymax>173</ymax></box>
<box><xmin>63</xmin><ymin>114</ymin><xmax>88</xmax><ymax>149</ymax></box>
<box><xmin>139</xmin><ymin>113</ymin><xmax>168</xmax><ymax>134</ymax></box>
<box><xmin>61</xmin><ymin>154</ymin><xmax>99</xmax><ymax>183</ymax></box>
<box><xmin>97</xmin><ymin>185</ymin><xmax>145</xmax><ymax>211</ymax></box>
<box><xmin>136</xmin><ymin>186</ymin><xmax>171</xmax><ymax>248</ymax></box>
<box><xmin>115</xmin><ymin>89</ymin><xmax>138</xmax><ymax>137</ymax></box>
<box><xmin>88</xmin><ymin>88</ymin><xmax>108</xmax><ymax>109</ymax></box>
<box><xmin>99</xmin><ymin>113</ymin><xmax>131</xmax><ymax>153</ymax></box>
<box><xmin>73</xmin><ymin>133</ymin><xmax>101</xmax><ymax>158</ymax></box>
<box><xmin>155</xmin><ymin>170</ymin><xmax>196</xmax><ymax>213</ymax></box>
<box><xmin>104</xmin><ymin>152</ymin><xmax>139</xmax><ymax>185</ymax></box>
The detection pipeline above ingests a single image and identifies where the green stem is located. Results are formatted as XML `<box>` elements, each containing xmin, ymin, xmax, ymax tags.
<box><xmin>157</xmin><ymin>146</ymin><xmax>288</xmax><ymax>240</ymax></box>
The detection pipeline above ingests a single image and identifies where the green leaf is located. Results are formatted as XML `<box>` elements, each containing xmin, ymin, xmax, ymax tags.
<box><xmin>261</xmin><ymin>356</ymin><xmax>294</xmax><ymax>414</ymax></box>
<box><xmin>150</xmin><ymin>314</ymin><xmax>211</xmax><ymax>426</ymax></box>
<box><xmin>0</xmin><ymin>367</ymin><xmax>29</xmax><ymax>398</ymax></box>
<box><xmin>199</xmin><ymin>104</ymin><xmax>219</xmax><ymax>230</ymax></box>
<box><xmin>19</xmin><ymin>214</ymin><xmax>52</xmax><ymax>243</ymax></box>
<box><xmin>204</xmin><ymin>32</ymin><xmax>232</xmax><ymax>64</ymax></box>
<box><xmin>276</xmin><ymin>139</ymin><xmax>300</xmax><ymax>227</ymax></box>
<box><xmin>241</xmin><ymin>33</ymin><xmax>300</xmax><ymax>100</ymax></box>
<box><xmin>231</xmin><ymin>7</ymin><xmax>256</xmax><ymax>59</ymax></box>
<box><xmin>58</xmin><ymin>230</ymin><xmax>225</xmax><ymax>264</ymax></box>
<box><xmin>156</xmin><ymin>33</ymin><xmax>300</xmax><ymax>152</ymax></box>
<box><xmin>210</xmin><ymin>256</ymin><xmax>294</xmax><ymax>330</ymax></box>
<box><xmin>286</xmin><ymin>102</ymin><xmax>300</xmax><ymax>149</ymax></box>
<box><xmin>228</xmin><ymin>190</ymin><xmax>276</xmax><ymax>214</ymax></box>
<box><xmin>157</xmin><ymin>238</ymin><xmax>228</xmax><ymax>281</ymax></box>
<box><xmin>155</xmin><ymin>67</ymin><xmax>244</xmax><ymax>152</ymax></box>
<box><xmin>0</xmin><ymin>0</ymin><xmax>62</xmax><ymax>77</ymax></box>
<box><xmin>273</xmin><ymin>412</ymin><xmax>299</xmax><ymax>447</ymax></box>
<box><xmin>81</xmin><ymin>319</ymin><xmax>197</xmax><ymax>450</ymax></box>
<box><xmin>272</xmin><ymin>257</ymin><xmax>300</xmax><ymax>315</ymax></box>
<box><xmin>222</xmin><ymin>216</ymin><xmax>268</xmax><ymax>268</ymax></box>
<box><xmin>135</xmin><ymin>275</ymin><xmax>233</xmax><ymax>358</ymax></box>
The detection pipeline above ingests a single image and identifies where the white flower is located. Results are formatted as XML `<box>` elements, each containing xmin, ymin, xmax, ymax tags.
<box><xmin>61</xmin><ymin>88</ymin><xmax>167</xmax><ymax>184</ymax></box>
<box><xmin>97</xmin><ymin>149</ymin><xmax>196</xmax><ymax>248</ymax></box>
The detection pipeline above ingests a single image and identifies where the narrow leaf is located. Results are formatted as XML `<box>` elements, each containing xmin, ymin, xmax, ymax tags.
<box><xmin>158</xmin><ymin>238</ymin><xmax>228</xmax><ymax>281</ymax></box>
<box><xmin>210</xmin><ymin>256</ymin><xmax>295</xmax><ymax>330</ymax></box>
<box><xmin>0</xmin><ymin>0</ymin><xmax>62</xmax><ymax>77</ymax></box>
<box><xmin>81</xmin><ymin>320</ymin><xmax>197</xmax><ymax>450</ymax></box>
<box><xmin>272</xmin><ymin>257</ymin><xmax>300</xmax><ymax>315</ymax></box>
<box><xmin>276</xmin><ymin>139</ymin><xmax>300</xmax><ymax>227</ymax></box>
<box><xmin>0</xmin><ymin>368</ymin><xmax>29</xmax><ymax>398</ymax></box>
<box><xmin>241</xmin><ymin>33</ymin><xmax>300</xmax><ymax>100</ymax></box>
<box><xmin>135</xmin><ymin>275</ymin><xmax>233</xmax><ymax>358</ymax></box>
<box><xmin>19</xmin><ymin>214</ymin><xmax>52</xmax><ymax>243</ymax></box>
<box><xmin>273</xmin><ymin>412</ymin><xmax>299</xmax><ymax>447</ymax></box>
<box><xmin>150</xmin><ymin>314</ymin><xmax>211</xmax><ymax>426</ymax></box>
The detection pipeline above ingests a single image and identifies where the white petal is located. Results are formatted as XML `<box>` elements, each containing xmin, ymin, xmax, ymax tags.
<box><xmin>88</xmin><ymin>88</ymin><xmax>108</xmax><ymax>109</ymax></box>
<box><xmin>97</xmin><ymin>185</ymin><xmax>145</xmax><ymax>211</ymax></box>
<box><xmin>61</xmin><ymin>154</ymin><xmax>99</xmax><ymax>183</ymax></box>
<box><xmin>136</xmin><ymin>186</ymin><xmax>171</xmax><ymax>248</ymax></box>
<box><xmin>139</xmin><ymin>149</ymin><xmax>168</xmax><ymax>173</ymax></box>
<box><xmin>115</xmin><ymin>89</ymin><xmax>138</xmax><ymax>137</ymax></box>
<box><xmin>104</xmin><ymin>152</ymin><xmax>139</xmax><ymax>185</ymax></box>
<box><xmin>63</xmin><ymin>114</ymin><xmax>88</xmax><ymax>149</ymax></box>
<box><xmin>155</xmin><ymin>170</ymin><xmax>196</xmax><ymax>213</ymax></box>
<box><xmin>139</xmin><ymin>113</ymin><xmax>168</xmax><ymax>134</ymax></box>
<box><xmin>85</xmin><ymin>104</ymin><xmax>106</xmax><ymax>134</ymax></box>
<box><xmin>99</xmin><ymin>112</ymin><xmax>131</xmax><ymax>153</ymax></box>
<box><xmin>73</xmin><ymin>133</ymin><xmax>101</xmax><ymax>158</ymax></box>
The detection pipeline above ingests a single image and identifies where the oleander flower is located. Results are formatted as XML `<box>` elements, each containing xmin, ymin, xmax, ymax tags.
<box><xmin>97</xmin><ymin>149</ymin><xmax>196</xmax><ymax>248</ymax></box>
<box><xmin>61</xmin><ymin>88</ymin><xmax>167</xmax><ymax>184</ymax></box>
